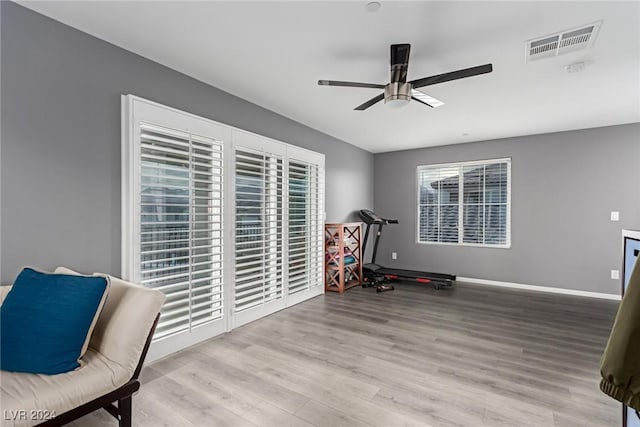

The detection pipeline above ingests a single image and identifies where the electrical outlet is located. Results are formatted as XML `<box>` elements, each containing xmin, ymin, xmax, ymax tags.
<box><xmin>611</xmin><ymin>270</ymin><xmax>620</xmax><ymax>280</ymax></box>
<box><xmin>391</xmin><ymin>252</ymin><xmax>397</xmax><ymax>260</ymax></box>
<box><xmin>611</xmin><ymin>211</ymin><xmax>620</xmax><ymax>222</ymax></box>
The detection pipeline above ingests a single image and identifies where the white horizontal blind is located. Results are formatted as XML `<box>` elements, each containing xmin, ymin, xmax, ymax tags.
<box><xmin>234</xmin><ymin>149</ymin><xmax>284</xmax><ymax>312</ymax></box>
<box><xmin>418</xmin><ymin>158</ymin><xmax>511</xmax><ymax>247</ymax></box>
<box><xmin>139</xmin><ymin>123</ymin><xmax>224</xmax><ymax>339</ymax></box>
<box><xmin>462</xmin><ymin>162</ymin><xmax>509</xmax><ymax>245</ymax></box>
<box><xmin>288</xmin><ymin>160</ymin><xmax>323</xmax><ymax>295</ymax></box>
<box><xmin>418</xmin><ymin>163</ymin><xmax>460</xmax><ymax>243</ymax></box>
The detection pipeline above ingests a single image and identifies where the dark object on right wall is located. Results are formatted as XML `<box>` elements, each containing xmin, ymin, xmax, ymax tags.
<box><xmin>600</xmin><ymin>241</ymin><xmax>640</xmax><ymax>414</ymax></box>
<box><xmin>601</xmin><ymin>230</ymin><xmax>640</xmax><ymax>427</ymax></box>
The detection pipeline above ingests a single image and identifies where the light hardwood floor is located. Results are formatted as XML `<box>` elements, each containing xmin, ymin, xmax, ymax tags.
<box><xmin>71</xmin><ymin>281</ymin><xmax>620</xmax><ymax>427</ymax></box>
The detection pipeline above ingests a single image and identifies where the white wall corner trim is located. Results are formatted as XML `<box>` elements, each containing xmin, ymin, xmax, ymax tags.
<box><xmin>456</xmin><ymin>276</ymin><xmax>621</xmax><ymax>301</ymax></box>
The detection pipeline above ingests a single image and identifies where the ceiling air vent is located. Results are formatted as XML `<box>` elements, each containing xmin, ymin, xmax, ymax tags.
<box><xmin>525</xmin><ymin>21</ymin><xmax>602</xmax><ymax>62</ymax></box>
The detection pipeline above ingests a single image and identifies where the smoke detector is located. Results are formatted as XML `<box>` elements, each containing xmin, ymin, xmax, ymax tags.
<box><xmin>365</xmin><ymin>2</ymin><xmax>381</xmax><ymax>12</ymax></box>
<box><xmin>565</xmin><ymin>61</ymin><xmax>587</xmax><ymax>73</ymax></box>
<box><xmin>525</xmin><ymin>21</ymin><xmax>602</xmax><ymax>62</ymax></box>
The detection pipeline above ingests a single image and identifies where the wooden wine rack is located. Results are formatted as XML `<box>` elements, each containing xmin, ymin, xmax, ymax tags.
<box><xmin>324</xmin><ymin>222</ymin><xmax>363</xmax><ymax>294</ymax></box>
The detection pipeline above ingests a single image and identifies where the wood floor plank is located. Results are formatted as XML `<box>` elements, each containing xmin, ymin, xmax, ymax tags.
<box><xmin>186</xmin><ymin>356</ymin><xmax>311</xmax><ymax>415</ymax></box>
<box><xmin>140</xmin><ymin>374</ymin><xmax>258</xmax><ymax>426</ymax></box>
<box><xmin>170</xmin><ymin>366</ymin><xmax>313</xmax><ymax>427</ymax></box>
<box><xmin>254</xmin><ymin>364</ymin><xmax>429</xmax><ymax>427</ymax></box>
<box><xmin>128</xmin><ymin>390</ymin><xmax>200</xmax><ymax>427</ymax></box>
<box><xmin>372</xmin><ymin>383</ymin><xmax>486</xmax><ymax>427</ymax></box>
<box><xmin>294</xmin><ymin>400</ymin><xmax>370</xmax><ymax>427</ymax></box>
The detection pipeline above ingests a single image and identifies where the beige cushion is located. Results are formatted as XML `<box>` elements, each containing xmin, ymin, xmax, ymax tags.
<box><xmin>78</xmin><ymin>273</ymin><xmax>110</xmax><ymax>364</ymax></box>
<box><xmin>0</xmin><ymin>349</ymin><xmax>130</xmax><ymax>427</ymax></box>
<box><xmin>0</xmin><ymin>285</ymin><xmax>11</xmax><ymax>304</ymax></box>
<box><xmin>54</xmin><ymin>267</ymin><xmax>166</xmax><ymax>377</ymax></box>
<box><xmin>0</xmin><ymin>268</ymin><xmax>165</xmax><ymax>426</ymax></box>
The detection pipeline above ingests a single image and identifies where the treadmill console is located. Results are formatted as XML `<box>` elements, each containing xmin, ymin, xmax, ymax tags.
<box><xmin>359</xmin><ymin>209</ymin><xmax>398</xmax><ymax>225</ymax></box>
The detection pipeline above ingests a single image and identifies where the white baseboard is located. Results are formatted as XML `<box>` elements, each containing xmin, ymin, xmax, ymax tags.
<box><xmin>456</xmin><ymin>276</ymin><xmax>621</xmax><ymax>301</ymax></box>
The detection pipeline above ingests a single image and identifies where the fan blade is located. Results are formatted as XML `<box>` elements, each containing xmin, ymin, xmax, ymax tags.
<box><xmin>318</xmin><ymin>80</ymin><xmax>385</xmax><ymax>89</ymax></box>
<box><xmin>411</xmin><ymin>90</ymin><xmax>445</xmax><ymax>108</ymax></box>
<box><xmin>410</xmin><ymin>64</ymin><xmax>493</xmax><ymax>89</ymax></box>
<box><xmin>354</xmin><ymin>93</ymin><xmax>385</xmax><ymax>111</ymax></box>
<box><xmin>412</xmin><ymin>97</ymin><xmax>433</xmax><ymax>108</ymax></box>
<box><xmin>390</xmin><ymin>44</ymin><xmax>411</xmax><ymax>83</ymax></box>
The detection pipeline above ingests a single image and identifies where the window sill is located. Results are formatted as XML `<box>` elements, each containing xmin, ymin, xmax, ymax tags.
<box><xmin>415</xmin><ymin>240</ymin><xmax>511</xmax><ymax>249</ymax></box>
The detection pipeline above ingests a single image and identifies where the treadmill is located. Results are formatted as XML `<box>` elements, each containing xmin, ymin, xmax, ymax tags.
<box><xmin>359</xmin><ymin>209</ymin><xmax>455</xmax><ymax>289</ymax></box>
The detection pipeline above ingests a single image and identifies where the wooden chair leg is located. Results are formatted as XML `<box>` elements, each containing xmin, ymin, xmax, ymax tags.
<box><xmin>118</xmin><ymin>396</ymin><xmax>132</xmax><ymax>427</ymax></box>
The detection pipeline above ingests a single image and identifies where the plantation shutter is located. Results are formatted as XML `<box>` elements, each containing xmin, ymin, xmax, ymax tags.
<box><xmin>288</xmin><ymin>160</ymin><xmax>323</xmax><ymax>294</ymax></box>
<box><xmin>138</xmin><ymin>123</ymin><xmax>224</xmax><ymax>339</ymax></box>
<box><xmin>234</xmin><ymin>149</ymin><xmax>284</xmax><ymax>312</ymax></box>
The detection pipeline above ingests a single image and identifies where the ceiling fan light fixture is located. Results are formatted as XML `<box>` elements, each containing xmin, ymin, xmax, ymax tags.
<box><xmin>385</xmin><ymin>98</ymin><xmax>411</xmax><ymax>108</ymax></box>
<box><xmin>384</xmin><ymin>82</ymin><xmax>411</xmax><ymax>107</ymax></box>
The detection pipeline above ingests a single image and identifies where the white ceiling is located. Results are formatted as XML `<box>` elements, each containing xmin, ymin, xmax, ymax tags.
<box><xmin>18</xmin><ymin>1</ymin><xmax>640</xmax><ymax>153</ymax></box>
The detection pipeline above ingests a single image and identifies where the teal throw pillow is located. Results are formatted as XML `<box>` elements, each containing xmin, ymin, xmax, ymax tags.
<box><xmin>0</xmin><ymin>268</ymin><xmax>109</xmax><ymax>374</ymax></box>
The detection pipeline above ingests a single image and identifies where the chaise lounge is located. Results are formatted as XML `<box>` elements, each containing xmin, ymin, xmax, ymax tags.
<box><xmin>0</xmin><ymin>267</ymin><xmax>165</xmax><ymax>427</ymax></box>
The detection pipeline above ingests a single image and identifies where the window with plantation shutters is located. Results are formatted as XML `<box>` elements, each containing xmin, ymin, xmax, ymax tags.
<box><xmin>138</xmin><ymin>124</ymin><xmax>224</xmax><ymax>339</ymax></box>
<box><xmin>123</xmin><ymin>96</ymin><xmax>230</xmax><ymax>360</ymax></box>
<box><xmin>288</xmin><ymin>160</ymin><xmax>323</xmax><ymax>295</ymax></box>
<box><xmin>417</xmin><ymin>158</ymin><xmax>511</xmax><ymax>247</ymax></box>
<box><xmin>124</xmin><ymin>96</ymin><xmax>325</xmax><ymax>359</ymax></box>
<box><xmin>234</xmin><ymin>149</ymin><xmax>284</xmax><ymax>312</ymax></box>
<box><xmin>232</xmin><ymin>132</ymin><xmax>325</xmax><ymax>328</ymax></box>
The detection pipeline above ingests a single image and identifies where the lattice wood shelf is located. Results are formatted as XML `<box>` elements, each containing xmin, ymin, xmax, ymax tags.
<box><xmin>324</xmin><ymin>222</ymin><xmax>363</xmax><ymax>294</ymax></box>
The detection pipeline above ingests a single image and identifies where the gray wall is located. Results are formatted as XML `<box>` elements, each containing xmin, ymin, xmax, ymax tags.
<box><xmin>0</xmin><ymin>2</ymin><xmax>374</xmax><ymax>282</ymax></box>
<box><xmin>374</xmin><ymin>124</ymin><xmax>640</xmax><ymax>294</ymax></box>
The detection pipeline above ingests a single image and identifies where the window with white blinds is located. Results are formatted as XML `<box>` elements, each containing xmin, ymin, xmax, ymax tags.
<box><xmin>138</xmin><ymin>124</ymin><xmax>224</xmax><ymax>339</ymax></box>
<box><xmin>417</xmin><ymin>158</ymin><xmax>511</xmax><ymax>247</ymax></box>
<box><xmin>234</xmin><ymin>149</ymin><xmax>284</xmax><ymax>312</ymax></box>
<box><xmin>288</xmin><ymin>160</ymin><xmax>323</xmax><ymax>295</ymax></box>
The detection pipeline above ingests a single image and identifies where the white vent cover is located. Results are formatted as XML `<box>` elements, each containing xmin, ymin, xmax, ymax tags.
<box><xmin>525</xmin><ymin>21</ymin><xmax>602</xmax><ymax>62</ymax></box>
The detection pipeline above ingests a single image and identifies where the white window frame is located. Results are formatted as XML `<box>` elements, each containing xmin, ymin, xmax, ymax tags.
<box><xmin>123</xmin><ymin>95</ymin><xmax>325</xmax><ymax>359</ymax></box>
<box><xmin>231</xmin><ymin>130</ymin><xmax>288</xmax><ymax>328</ymax></box>
<box><xmin>122</xmin><ymin>95</ymin><xmax>231</xmax><ymax>361</ymax></box>
<box><xmin>416</xmin><ymin>158</ymin><xmax>511</xmax><ymax>248</ymax></box>
<box><xmin>286</xmin><ymin>146</ymin><xmax>325</xmax><ymax>307</ymax></box>
<box><xmin>230</xmin><ymin>130</ymin><xmax>325</xmax><ymax>329</ymax></box>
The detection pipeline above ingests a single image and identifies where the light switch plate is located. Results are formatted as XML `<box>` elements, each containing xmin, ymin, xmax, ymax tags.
<box><xmin>611</xmin><ymin>211</ymin><xmax>620</xmax><ymax>221</ymax></box>
<box><xmin>391</xmin><ymin>252</ymin><xmax>397</xmax><ymax>260</ymax></box>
